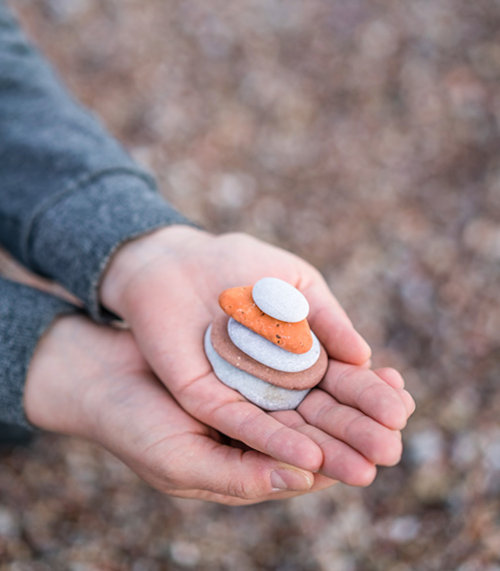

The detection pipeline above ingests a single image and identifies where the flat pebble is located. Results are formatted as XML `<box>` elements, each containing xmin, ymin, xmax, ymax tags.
<box><xmin>227</xmin><ymin>318</ymin><xmax>321</xmax><ymax>372</ymax></box>
<box><xmin>204</xmin><ymin>326</ymin><xmax>310</xmax><ymax>410</ymax></box>
<box><xmin>211</xmin><ymin>314</ymin><xmax>327</xmax><ymax>390</ymax></box>
<box><xmin>252</xmin><ymin>277</ymin><xmax>309</xmax><ymax>322</ymax></box>
<box><xmin>219</xmin><ymin>285</ymin><xmax>313</xmax><ymax>353</ymax></box>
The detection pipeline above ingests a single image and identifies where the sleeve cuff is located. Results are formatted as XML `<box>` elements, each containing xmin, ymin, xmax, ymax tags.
<box><xmin>0</xmin><ymin>278</ymin><xmax>79</xmax><ymax>429</ymax></box>
<box><xmin>24</xmin><ymin>169</ymin><xmax>197</xmax><ymax>322</ymax></box>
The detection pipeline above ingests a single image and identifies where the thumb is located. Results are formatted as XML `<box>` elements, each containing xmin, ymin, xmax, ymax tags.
<box><xmin>148</xmin><ymin>436</ymin><xmax>316</xmax><ymax>500</ymax></box>
<box><xmin>301</xmin><ymin>273</ymin><xmax>371</xmax><ymax>365</ymax></box>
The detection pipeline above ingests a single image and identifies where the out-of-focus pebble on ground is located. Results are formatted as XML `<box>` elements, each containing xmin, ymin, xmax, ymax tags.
<box><xmin>1</xmin><ymin>0</ymin><xmax>500</xmax><ymax>569</ymax></box>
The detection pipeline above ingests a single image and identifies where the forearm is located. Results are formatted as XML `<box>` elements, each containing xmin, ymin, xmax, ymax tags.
<box><xmin>100</xmin><ymin>225</ymin><xmax>210</xmax><ymax>317</ymax></box>
<box><xmin>0</xmin><ymin>2</ymin><xmax>194</xmax><ymax>321</ymax></box>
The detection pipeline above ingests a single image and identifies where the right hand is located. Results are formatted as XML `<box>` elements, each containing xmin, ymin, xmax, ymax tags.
<box><xmin>99</xmin><ymin>227</ymin><xmax>414</xmax><ymax>485</ymax></box>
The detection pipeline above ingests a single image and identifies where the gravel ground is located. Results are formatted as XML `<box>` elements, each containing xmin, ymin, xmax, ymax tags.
<box><xmin>1</xmin><ymin>0</ymin><xmax>500</xmax><ymax>569</ymax></box>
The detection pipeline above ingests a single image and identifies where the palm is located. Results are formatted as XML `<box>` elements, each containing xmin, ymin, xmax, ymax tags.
<box><xmin>115</xmin><ymin>231</ymin><xmax>414</xmax><ymax>484</ymax></box>
<box><xmin>27</xmin><ymin>314</ymin><xmax>333</xmax><ymax>504</ymax></box>
<box><xmin>91</xmin><ymin>358</ymin><xmax>302</xmax><ymax>505</ymax></box>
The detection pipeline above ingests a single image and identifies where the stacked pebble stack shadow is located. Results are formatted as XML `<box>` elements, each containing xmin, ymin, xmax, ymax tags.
<box><xmin>204</xmin><ymin>277</ymin><xmax>328</xmax><ymax>410</ymax></box>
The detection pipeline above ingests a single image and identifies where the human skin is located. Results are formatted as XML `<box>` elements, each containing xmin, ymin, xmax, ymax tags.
<box><xmin>97</xmin><ymin>227</ymin><xmax>415</xmax><ymax>482</ymax></box>
<box><xmin>22</xmin><ymin>227</ymin><xmax>415</xmax><ymax>503</ymax></box>
<box><xmin>23</xmin><ymin>313</ymin><xmax>411</xmax><ymax>504</ymax></box>
<box><xmin>24</xmin><ymin>315</ymin><xmax>335</xmax><ymax>504</ymax></box>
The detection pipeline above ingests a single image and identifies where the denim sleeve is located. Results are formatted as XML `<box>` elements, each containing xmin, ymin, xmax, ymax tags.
<box><xmin>0</xmin><ymin>277</ymin><xmax>78</xmax><ymax>429</ymax></box>
<box><xmin>0</xmin><ymin>2</ymin><xmax>195</xmax><ymax>321</ymax></box>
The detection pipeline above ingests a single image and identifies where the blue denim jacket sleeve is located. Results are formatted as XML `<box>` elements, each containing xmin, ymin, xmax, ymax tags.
<box><xmin>0</xmin><ymin>2</ymin><xmax>195</xmax><ymax>321</ymax></box>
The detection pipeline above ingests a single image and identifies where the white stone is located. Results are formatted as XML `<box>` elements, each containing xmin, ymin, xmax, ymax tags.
<box><xmin>388</xmin><ymin>516</ymin><xmax>421</xmax><ymax>543</ymax></box>
<box><xmin>204</xmin><ymin>326</ymin><xmax>310</xmax><ymax>410</ymax></box>
<box><xmin>252</xmin><ymin>277</ymin><xmax>309</xmax><ymax>322</ymax></box>
<box><xmin>227</xmin><ymin>318</ymin><xmax>319</xmax><ymax>372</ymax></box>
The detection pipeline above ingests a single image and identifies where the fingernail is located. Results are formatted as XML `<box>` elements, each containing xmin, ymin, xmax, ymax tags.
<box><xmin>271</xmin><ymin>468</ymin><xmax>313</xmax><ymax>491</ymax></box>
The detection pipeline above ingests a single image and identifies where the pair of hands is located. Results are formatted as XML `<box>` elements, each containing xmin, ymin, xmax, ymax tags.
<box><xmin>24</xmin><ymin>226</ymin><xmax>415</xmax><ymax>505</ymax></box>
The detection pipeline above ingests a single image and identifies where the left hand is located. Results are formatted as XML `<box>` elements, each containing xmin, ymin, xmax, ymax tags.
<box><xmin>24</xmin><ymin>314</ymin><xmax>333</xmax><ymax>504</ymax></box>
<box><xmin>100</xmin><ymin>226</ymin><xmax>415</xmax><ymax>485</ymax></box>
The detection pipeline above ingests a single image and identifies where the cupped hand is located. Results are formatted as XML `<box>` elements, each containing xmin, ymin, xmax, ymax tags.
<box><xmin>100</xmin><ymin>226</ymin><xmax>415</xmax><ymax>484</ymax></box>
<box><xmin>25</xmin><ymin>314</ymin><xmax>339</xmax><ymax>505</ymax></box>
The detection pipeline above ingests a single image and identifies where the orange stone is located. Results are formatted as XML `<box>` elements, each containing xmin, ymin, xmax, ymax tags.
<box><xmin>218</xmin><ymin>286</ymin><xmax>313</xmax><ymax>354</ymax></box>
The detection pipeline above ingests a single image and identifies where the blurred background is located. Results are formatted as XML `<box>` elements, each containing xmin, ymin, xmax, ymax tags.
<box><xmin>1</xmin><ymin>0</ymin><xmax>500</xmax><ymax>569</ymax></box>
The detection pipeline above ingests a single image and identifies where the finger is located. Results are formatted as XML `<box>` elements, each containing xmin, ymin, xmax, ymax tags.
<box><xmin>272</xmin><ymin>409</ymin><xmax>377</xmax><ymax>486</ymax></box>
<box><xmin>374</xmin><ymin>368</ymin><xmax>416</xmax><ymax>417</ymax></box>
<box><xmin>98</xmin><ymin>369</ymin><xmax>321</xmax><ymax>505</ymax></box>
<box><xmin>298</xmin><ymin>389</ymin><xmax>403</xmax><ymax>466</ymax></box>
<box><xmin>218</xmin><ymin>472</ymin><xmax>338</xmax><ymax>505</ymax></box>
<box><xmin>148</xmin><ymin>433</ymin><xmax>316</xmax><ymax>501</ymax></box>
<box><xmin>300</xmin><ymin>274</ymin><xmax>372</xmax><ymax>365</ymax></box>
<box><xmin>374</xmin><ymin>367</ymin><xmax>405</xmax><ymax>388</ymax></box>
<box><xmin>170</xmin><ymin>472</ymin><xmax>338</xmax><ymax>505</ymax></box>
<box><xmin>128</xmin><ymin>293</ymin><xmax>325</xmax><ymax>472</ymax></box>
<box><xmin>320</xmin><ymin>361</ymin><xmax>409</xmax><ymax>430</ymax></box>
<box><xmin>175</xmin><ymin>371</ymin><xmax>324</xmax><ymax>472</ymax></box>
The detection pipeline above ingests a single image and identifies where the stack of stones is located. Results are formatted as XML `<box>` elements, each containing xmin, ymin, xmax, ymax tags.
<box><xmin>204</xmin><ymin>277</ymin><xmax>328</xmax><ymax>410</ymax></box>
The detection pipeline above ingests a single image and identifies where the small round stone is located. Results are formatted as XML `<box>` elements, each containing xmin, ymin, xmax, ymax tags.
<box><xmin>204</xmin><ymin>326</ymin><xmax>310</xmax><ymax>410</ymax></box>
<box><xmin>252</xmin><ymin>277</ymin><xmax>309</xmax><ymax>323</ymax></box>
<box><xmin>227</xmin><ymin>318</ymin><xmax>321</xmax><ymax>373</ymax></box>
<box><xmin>219</xmin><ymin>285</ymin><xmax>313</xmax><ymax>353</ymax></box>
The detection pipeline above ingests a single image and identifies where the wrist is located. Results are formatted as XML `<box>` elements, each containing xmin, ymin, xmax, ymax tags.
<box><xmin>99</xmin><ymin>225</ymin><xmax>209</xmax><ymax>317</ymax></box>
<box><xmin>24</xmin><ymin>314</ymin><xmax>95</xmax><ymax>436</ymax></box>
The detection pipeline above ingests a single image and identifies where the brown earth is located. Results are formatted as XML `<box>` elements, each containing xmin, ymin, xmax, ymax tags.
<box><xmin>1</xmin><ymin>1</ymin><xmax>500</xmax><ymax>569</ymax></box>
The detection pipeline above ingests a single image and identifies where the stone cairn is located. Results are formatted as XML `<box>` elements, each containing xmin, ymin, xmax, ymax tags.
<box><xmin>204</xmin><ymin>277</ymin><xmax>328</xmax><ymax>410</ymax></box>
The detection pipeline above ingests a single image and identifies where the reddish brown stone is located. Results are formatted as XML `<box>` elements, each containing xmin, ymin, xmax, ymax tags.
<box><xmin>210</xmin><ymin>314</ymin><xmax>328</xmax><ymax>390</ymax></box>
<box><xmin>218</xmin><ymin>285</ymin><xmax>313</xmax><ymax>354</ymax></box>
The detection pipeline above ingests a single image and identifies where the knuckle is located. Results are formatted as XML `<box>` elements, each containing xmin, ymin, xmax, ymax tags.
<box><xmin>226</xmin><ymin>478</ymin><xmax>261</xmax><ymax>500</ymax></box>
<box><xmin>326</xmin><ymin>362</ymin><xmax>354</xmax><ymax>393</ymax></box>
<box><xmin>357</xmin><ymin>379</ymin><xmax>384</xmax><ymax>408</ymax></box>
